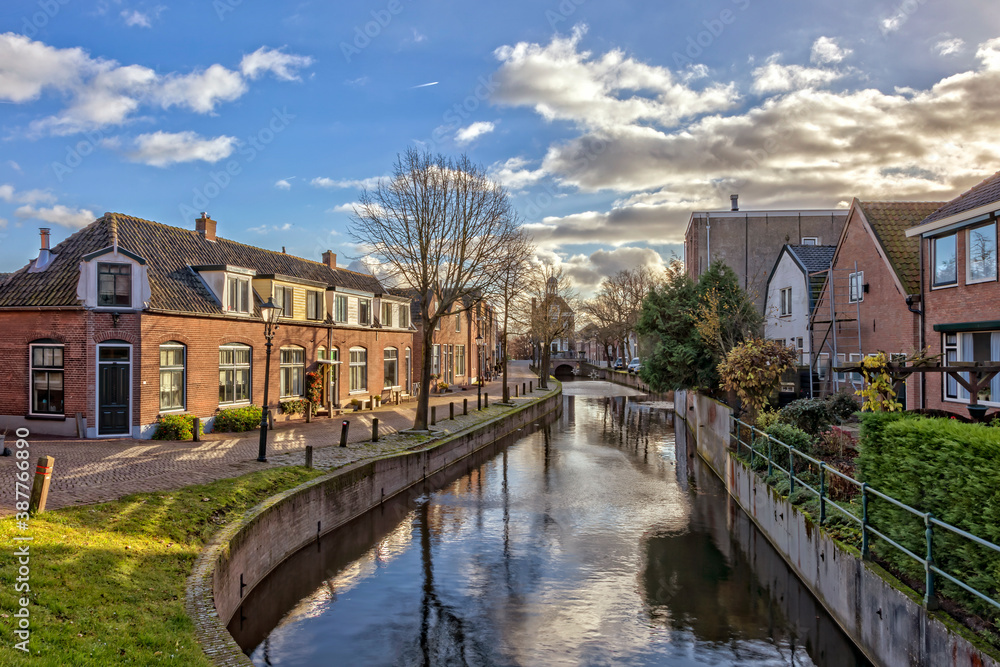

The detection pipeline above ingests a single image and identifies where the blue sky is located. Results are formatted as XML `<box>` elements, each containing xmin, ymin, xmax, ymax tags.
<box><xmin>1</xmin><ymin>0</ymin><xmax>999</xmax><ymax>291</ymax></box>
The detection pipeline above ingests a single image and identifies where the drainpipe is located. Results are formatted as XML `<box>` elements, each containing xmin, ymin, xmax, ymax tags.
<box><xmin>918</xmin><ymin>237</ymin><xmax>926</xmax><ymax>409</ymax></box>
<box><xmin>706</xmin><ymin>213</ymin><xmax>711</xmax><ymax>271</ymax></box>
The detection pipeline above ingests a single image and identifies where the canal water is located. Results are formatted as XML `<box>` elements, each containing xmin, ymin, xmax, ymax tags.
<box><xmin>231</xmin><ymin>380</ymin><xmax>870</xmax><ymax>666</ymax></box>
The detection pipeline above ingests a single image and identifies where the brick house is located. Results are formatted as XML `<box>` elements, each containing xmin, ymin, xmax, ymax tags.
<box><xmin>0</xmin><ymin>213</ymin><xmax>414</xmax><ymax>439</ymax></box>
<box><xmin>684</xmin><ymin>194</ymin><xmax>848</xmax><ymax>312</ymax></box>
<box><xmin>810</xmin><ymin>199</ymin><xmax>945</xmax><ymax>408</ymax></box>
<box><xmin>906</xmin><ymin>172</ymin><xmax>1000</xmax><ymax>415</ymax></box>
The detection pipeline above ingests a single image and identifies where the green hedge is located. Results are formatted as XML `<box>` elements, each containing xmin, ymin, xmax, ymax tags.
<box><xmin>213</xmin><ymin>405</ymin><xmax>263</xmax><ymax>432</ymax></box>
<box><xmin>857</xmin><ymin>413</ymin><xmax>1000</xmax><ymax>621</ymax></box>
<box><xmin>152</xmin><ymin>414</ymin><xmax>203</xmax><ymax>441</ymax></box>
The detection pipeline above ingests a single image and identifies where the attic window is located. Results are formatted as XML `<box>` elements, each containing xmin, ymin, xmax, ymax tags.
<box><xmin>98</xmin><ymin>263</ymin><xmax>131</xmax><ymax>307</ymax></box>
<box><xmin>800</xmin><ymin>237</ymin><xmax>819</xmax><ymax>245</ymax></box>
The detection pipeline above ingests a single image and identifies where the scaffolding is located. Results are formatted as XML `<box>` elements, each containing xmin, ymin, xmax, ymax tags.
<box><xmin>808</xmin><ymin>261</ymin><xmax>863</xmax><ymax>398</ymax></box>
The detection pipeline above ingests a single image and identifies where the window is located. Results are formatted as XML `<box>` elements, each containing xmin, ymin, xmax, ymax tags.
<box><xmin>280</xmin><ymin>347</ymin><xmax>305</xmax><ymax>397</ymax></box>
<box><xmin>383</xmin><ymin>347</ymin><xmax>398</xmax><ymax>388</ymax></box>
<box><xmin>350</xmin><ymin>347</ymin><xmax>368</xmax><ymax>392</ymax></box>
<box><xmin>159</xmin><ymin>342</ymin><xmax>185</xmax><ymax>411</ymax></box>
<box><xmin>273</xmin><ymin>285</ymin><xmax>293</xmax><ymax>318</ymax></box>
<box><xmin>98</xmin><ymin>263</ymin><xmax>131</xmax><ymax>307</ymax></box>
<box><xmin>219</xmin><ymin>343</ymin><xmax>251</xmax><ymax>404</ymax></box>
<box><xmin>30</xmin><ymin>344</ymin><xmax>64</xmax><ymax>415</ymax></box>
<box><xmin>817</xmin><ymin>353</ymin><xmax>830</xmax><ymax>381</ymax></box>
<box><xmin>779</xmin><ymin>287</ymin><xmax>792</xmax><ymax>316</ymax></box>
<box><xmin>456</xmin><ymin>344</ymin><xmax>466</xmax><ymax>376</ymax></box>
<box><xmin>405</xmin><ymin>347</ymin><xmax>411</xmax><ymax>392</ymax></box>
<box><xmin>849</xmin><ymin>271</ymin><xmax>864</xmax><ymax>303</ymax></box>
<box><xmin>456</xmin><ymin>312</ymin><xmax>461</xmax><ymax>332</ymax></box>
<box><xmin>335</xmin><ymin>295</ymin><xmax>348</xmax><ymax>323</ymax></box>
<box><xmin>227</xmin><ymin>276</ymin><xmax>250</xmax><ymax>313</ymax></box>
<box><xmin>306</xmin><ymin>290</ymin><xmax>323</xmax><ymax>321</ymax></box>
<box><xmin>431</xmin><ymin>344</ymin><xmax>440</xmax><ymax>376</ymax></box>
<box><xmin>359</xmin><ymin>298</ymin><xmax>371</xmax><ymax>326</ymax></box>
<box><xmin>800</xmin><ymin>237</ymin><xmax>819</xmax><ymax>245</ymax></box>
<box><xmin>399</xmin><ymin>304</ymin><xmax>410</xmax><ymax>329</ymax></box>
<box><xmin>967</xmin><ymin>222</ymin><xmax>997</xmax><ymax>283</ymax></box>
<box><xmin>946</xmin><ymin>332</ymin><xmax>1000</xmax><ymax>403</ymax></box>
<box><xmin>933</xmin><ymin>234</ymin><xmax>957</xmax><ymax>287</ymax></box>
<box><xmin>382</xmin><ymin>301</ymin><xmax>393</xmax><ymax>328</ymax></box>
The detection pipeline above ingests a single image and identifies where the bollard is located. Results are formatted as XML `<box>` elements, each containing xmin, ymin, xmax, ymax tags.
<box><xmin>431</xmin><ymin>406</ymin><xmax>437</xmax><ymax>426</ymax></box>
<box><xmin>267</xmin><ymin>409</ymin><xmax>274</xmax><ymax>430</ymax></box>
<box><xmin>514</xmin><ymin>385</ymin><xmax>518</xmax><ymax>398</ymax></box>
<box><xmin>529</xmin><ymin>381</ymin><xmax>533</xmax><ymax>393</ymax></box>
<box><xmin>450</xmin><ymin>402</ymin><xmax>454</xmax><ymax>420</ymax></box>
<box><xmin>463</xmin><ymin>398</ymin><xmax>468</xmax><ymax>415</ymax></box>
<box><xmin>485</xmin><ymin>393</ymin><xmax>489</xmax><ymax>408</ymax></box>
<box><xmin>372</xmin><ymin>418</ymin><xmax>379</xmax><ymax>443</ymax></box>
<box><xmin>522</xmin><ymin>382</ymin><xmax>526</xmax><ymax>395</ymax></box>
<box><xmin>478</xmin><ymin>394</ymin><xmax>482</xmax><ymax>411</ymax></box>
<box><xmin>193</xmin><ymin>417</ymin><xmax>201</xmax><ymax>442</ymax></box>
<box><xmin>305</xmin><ymin>445</ymin><xmax>313</xmax><ymax>468</ymax></box>
<box><xmin>29</xmin><ymin>456</ymin><xmax>54</xmax><ymax>514</ymax></box>
<box><xmin>306</xmin><ymin>402</ymin><xmax>313</xmax><ymax>423</ymax></box>
<box><xmin>340</xmin><ymin>420</ymin><xmax>350</xmax><ymax>447</ymax></box>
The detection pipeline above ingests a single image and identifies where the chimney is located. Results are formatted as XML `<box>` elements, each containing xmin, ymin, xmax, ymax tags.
<box><xmin>322</xmin><ymin>250</ymin><xmax>337</xmax><ymax>270</ymax></box>
<box><xmin>35</xmin><ymin>227</ymin><xmax>52</xmax><ymax>271</ymax></box>
<box><xmin>730</xmin><ymin>194</ymin><xmax>739</xmax><ymax>211</ymax></box>
<box><xmin>195</xmin><ymin>213</ymin><xmax>217</xmax><ymax>242</ymax></box>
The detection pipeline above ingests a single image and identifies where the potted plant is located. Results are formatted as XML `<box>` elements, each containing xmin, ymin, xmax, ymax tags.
<box><xmin>349</xmin><ymin>398</ymin><xmax>361</xmax><ymax>411</ymax></box>
<box><xmin>373</xmin><ymin>394</ymin><xmax>381</xmax><ymax>408</ymax></box>
<box><xmin>437</xmin><ymin>381</ymin><xmax>449</xmax><ymax>393</ymax></box>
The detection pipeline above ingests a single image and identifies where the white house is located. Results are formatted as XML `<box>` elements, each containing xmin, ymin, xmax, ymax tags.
<box><xmin>764</xmin><ymin>244</ymin><xmax>836</xmax><ymax>365</ymax></box>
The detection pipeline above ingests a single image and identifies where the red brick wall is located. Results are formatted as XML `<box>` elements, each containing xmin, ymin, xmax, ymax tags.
<box><xmin>921</xmin><ymin>226</ymin><xmax>1000</xmax><ymax>415</ymax></box>
<box><xmin>811</xmin><ymin>208</ymin><xmax>921</xmax><ymax>408</ymax></box>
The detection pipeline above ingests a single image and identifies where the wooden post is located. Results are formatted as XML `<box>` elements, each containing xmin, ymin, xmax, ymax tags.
<box><xmin>372</xmin><ymin>418</ymin><xmax>379</xmax><ymax>442</ymax></box>
<box><xmin>193</xmin><ymin>417</ymin><xmax>201</xmax><ymax>442</ymax></box>
<box><xmin>29</xmin><ymin>456</ymin><xmax>54</xmax><ymax>514</ymax></box>
<box><xmin>449</xmin><ymin>402</ymin><xmax>455</xmax><ymax>420</ymax></box>
<box><xmin>431</xmin><ymin>406</ymin><xmax>437</xmax><ymax>426</ymax></box>
<box><xmin>463</xmin><ymin>398</ymin><xmax>468</xmax><ymax>415</ymax></box>
<box><xmin>485</xmin><ymin>393</ymin><xmax>489</xmax><ymax>408</ymax></box>
<box><xmin>305</xmin><ymin>445</ymin><xmax>313</xmax><ymax>468</ymax></box>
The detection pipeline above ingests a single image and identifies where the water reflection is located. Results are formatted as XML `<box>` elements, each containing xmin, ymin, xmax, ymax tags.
<box><xmin>238</xmin><ymin>382</ymin><xmax>869</xmax><ymax>666</ymax></box>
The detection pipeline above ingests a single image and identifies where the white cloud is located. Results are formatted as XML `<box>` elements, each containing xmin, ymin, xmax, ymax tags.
<box><xmin>121</xmin><ymin>10</ymin><xmax>149</xmax><ymax>27</ymax></box>
<box><xmin>0</xmin><ymin>33</ymin><xmax>91</xmax><ymax>103</ymax></box>
<box><xmin>880</xmin><ymin>10</ymin><xmax>909</xmax><ymax>35</ymax></box>
<box><xmin>0</xmin><ymin>184</ymin><xmax>57</xmax><ymax>205</ymax></box>
<box><xmin>492</xmin><ymin>25</ymin><xmax>739</xmax><ymax>130</ymax></box>
<box><xmin>490</xmin><ymin>157</ymin><xmax>546</xmax><ymax>190</ymax></box>
<box><xmin>240</xmin><ymin>46</ymin><xmax>314</xmax><ymax>81</ymax></box>
<box><xmin>751</xmin><ymin>57</ymin><xmax>845</xmax><ymax>94</ymax></box>
<box><xmin>810</xmin><ymin>37</ymin><xmax>851</xmax><ymax>65</ymax></box>
<box><xmin>311</xmin><ymin>176</ymin><xmax>383</xmax><ymax>190</ymax></box>
<box><xmin>248</xmin><ymin>222</ymin><xmax>293</xmax><ymax>234</ymax></box>
<box><xmin>328</xmin><ymin>203</ymin><xmax>359</xmax><ymax>213</ymax></box>
<box><xmin>128</xmin><ymin>131</ymin><xmax>237</xmax><ymax>167</ymax></box>
<box><xmin>559</xmin><ymin>246</ymin><xmax>667</xmax><ymax>291</ymax></box>
<box><xmin>977</xmin><ymin>37</ymin><xmax>1000</xmax><ymax>70</ymax></box>
<box><xmin>275</xmin><ymin>178</ymin><xmax>292</xmax><ymax>190</ymax></box>
<box><xmin>15</xmin><ymin>204</ymin><xmax>95</xmax><ymax>229</ymax></box>
<box><xmin>934</xmin><ymin>37</ymin><xmax>966</xmax><ymax>57</ymax></box>
<box><xmin>7</xmin><ymin>161</ymin><xmax>21</xmax><ymax>172</ymax></box>
<box><xmin>154</xmin><ymin>64</ymin><xmax>246</xmax><ymax>114</ymax></box>
<box><xmin>455</xmin><ymin>121</ymin><xmax>496</xmax><ymax>144</ymax></box>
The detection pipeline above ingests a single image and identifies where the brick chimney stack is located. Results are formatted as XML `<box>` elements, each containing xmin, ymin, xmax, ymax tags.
<box><xmin>322</xmin><ymin>250</ymin><xmax>337</xmax><ymax>270</ymax></box>
<box><xmin>195</xmin><ymin>213</ymin><xmax>217</xmax><ymax>242</ymax></box>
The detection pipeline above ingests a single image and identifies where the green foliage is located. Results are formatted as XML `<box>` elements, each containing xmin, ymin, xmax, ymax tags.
<box><xmin>779</xmin><ymin>398</ymin><xmax>835</xmax><ymax>436</ymax></box>
<box><xmin>306</xmin><ymin>371</ymin><xmax>323</xmax><ymax>407</ymax></box>
<box><xmin>765</xmin><ymin>422</ymin><xmax>815</xmax><ymax>456</ymax></box>
<box><xmin>213</xmin><ymin>405</ymin><xmax>263</xmax><ymax>432</ymax></box>
<box><xmin>825</xmin><ymin>390</ymin><xmax>860</xmax><ymax>421</ymax></box>
<box><xmin>815</xmin><ymin>425</ymin><xmax>857</xmax><ymax>458</ymax></box>
<box><xmin>756</xmin><ymin>407</ymin><xmax>781</xmax><ymax>430</ymax></box>
<box><xmin>718</xmin><ymin>338</ymin><xmax>796</xmax><ymax>418</ymax></box>
<box><xmin>151</xmin><ymin>413</ymin><xmax>202</xmax><ymax>440</ymax></box>
<box><xmin>637</xmin><ymin>260</ymin><xmax>761</xmax><ymax>392</ymax></box>
<box><xmin>857</xmin><ymin>413</ymin><xmax>1000</xmax><ymax>621</ymax></box>
<box><xmin>280</xmin><ymin>399</ymin><xmax>309</xmax><ymax>415</ymax></box>
<box><xmin>856</xmin><ymin>352</ymin><xmax>903</xmax><ymax>412</ymax></box>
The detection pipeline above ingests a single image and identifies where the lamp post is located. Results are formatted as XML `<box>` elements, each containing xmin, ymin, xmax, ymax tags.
<box><xmin>476</xmin><ymin>332</ymin><xmax>484</xmax><ymax>410</ymax></box>
<box><xmin>257</xmin><ymin>298</ymin><xmax>280</xmax><ymax>462</ymax></box>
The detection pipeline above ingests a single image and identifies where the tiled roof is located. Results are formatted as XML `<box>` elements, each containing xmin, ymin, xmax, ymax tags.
<box><xmin>0</xmin><ymin>213</ymin><xmax>386</xmax><ymax>311</ymax></box>
<box><xmin>858</xmin><ymin>201</ymin><xmax>946</xmax><ymax>294</ymax></box>
<box><xmin>919</xmin><ymin>171</ymin><xmax>1000</xmax><ymax>225</ymax></box>
<box><xmin>787</xmin><ymin>245</ymin><xmax>836</xmax><ymax>274</ymax></box>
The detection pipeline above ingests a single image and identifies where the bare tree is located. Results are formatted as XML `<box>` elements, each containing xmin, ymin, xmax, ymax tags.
<box><xmin>351</xmin><ymin>149</ymin><xmax>518</xmax><ymax>430</ymax></box>
<box><xmin>524</xmin><ymin>264</ymin><xmax>576</xmax><ymax>389</ymax></box>
<box><xmin>592</xmin><ymin>266</ymin><xmax>662</xmax><ymax>361</ymax></box>
<box><xmin>490</xmin><ymin>226</ymin><xmax>534</xmax><ymax>402</ymax></box>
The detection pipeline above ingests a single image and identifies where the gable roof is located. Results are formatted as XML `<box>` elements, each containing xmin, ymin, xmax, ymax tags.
<box><xmin>919</xmin><ymin>171</ymin><xmax>1000</xmax><ymax>226</ymax></box>
<box><xmin>855</xmin><ymin>201</ymin><xmax>945</xmax><ymax>294</ymax></box>
<box><xmin>0</xmin><ymin>212</ymin><xmax>385</xmax><ymax>312</ymax></box>
<box><xmin>787</xmin><ymin>245</ymin><xmax>836</xmax><ymax>274</ymax></box>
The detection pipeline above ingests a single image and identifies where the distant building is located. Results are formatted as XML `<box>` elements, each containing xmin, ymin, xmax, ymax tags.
<box><xmin>684</xmin><ymin>194</ymin><xmax>848</xmax><ymax>312</ymax></box>
<box><xmin>764</xmin><ymin>244</ymin><xmax>836</xmax><ymax>367</ymax></box>
<box><xmin>530</xmin><ymin>277</ymin><xmax>575</xmax><ymax>365</ymax></box>
<box><xmin>906</xmin><ymin>171</ymin><xmax>1000</xmax><ymax>415</ymax></box>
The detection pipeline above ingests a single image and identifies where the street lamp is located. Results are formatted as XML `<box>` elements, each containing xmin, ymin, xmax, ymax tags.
<box><xmin>476</xmin><ymin>332</ymin><xmax>484</xmax><ymax>410</ymax></box>
<box><xmin>257</xmin><ymin>297</ymin><xmax>280</xmax><ymax>462</ymax></box>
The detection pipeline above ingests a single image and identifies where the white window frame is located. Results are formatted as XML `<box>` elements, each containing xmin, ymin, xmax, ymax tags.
<box><xmin>399</xmin><ymin>304</ymin><xmax>410</xmax><ymax>329</ymax></box>
<box><xmin>383</xmin><ymin>347</ymin><xmax>398</xmax><ymax>389</ymax></box>
<box><xmin>227</xmin><ymin>275</ymin><xmax>251</xmax><ymax>314</ymax></box>
<box><xmin>849</xmin><ymin>271</ymin><xmax>864</xmax><ymax>303</ymax></box>
<box><xmin>350</xmin><ymin>347</ymin><xmax>368</xmax><ymax>393</ymax></box>
<box><xmin>306</xmin><ymin>289</ymin><xmax>323</xmax><ymax>321</ymax></box>
<box><xmin>159</xmin><ymin>342</ymin><xmax>186</xmax><ymax>412</ymax></box>
<box><xmin>279</xmin><ymin>346</ymin><xmax>305</xmax><ymax>398</ymax></box>
<box><xmin>932</xmin><ymin>233</ymin><xmax>958</xmax><ymax>288</ymax></box>
<box><xmin>456</xmin><ymin>344</ymin><xmax>466</xmax><ymax>376</ymax></box>
<box><xmin>219</xmin><ymin>343</ymin><xmax>252</xmax><ymax>406</ymax></box>
<box><xmin>779</xmin><ymin>287</ymin><xmax>792</xmax><ymax>316</ymax></box>
<box><xmin>966</xmin><ymin>222</ymin><xmax>997</xmax><ymax>285</ymax></box>
<box><xmin>29</xmin><ymin>342</ymin><xmax>65</xmax><ymax>417</ymax></box>
<box><xmin>800</xmin><ymin>237</ymin><xmax>819</xmax><ymax>245</ymax></box>
<box><xmin>359</xmin><ymin>298</ymin><xmax>372</xmax><ymax>326</ymax></box>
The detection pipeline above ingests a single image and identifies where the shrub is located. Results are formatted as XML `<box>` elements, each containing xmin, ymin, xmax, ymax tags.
<box><xmin>765</xmin><ymin>422</ymin><xmax>815</xmax><ymax>456</ymax></box>
<box><xmin>779</xmin><ymin>398</ymin><xmax>834</xmax><ymax>436</ymax></box>
<box><xmin>152</xmin><ymin>413</ymin><xmax>202</xmax><ymax>441</ymax></box>
<box><xmin>825</xmin><ymin>391</ymin><xmax>859</xmax><ymax>421</ymax></box>
<box><xmin>815</xmin><ymin>425</ymin><xmax>857</xmax><ymax>458</ymax></box>
<box><xmin>756</xmin><ymin>407</ymin><xmax>781</xmax><ymax>430</ymax></box>
<box><xmin>214</xmin><ymin>405</ymin><xmax>263</xmax><ymax>432</ymax></box>
<box><xmin>437</xmin><ymin>381</ymin><xmax>449</xmax><ymax>391</ymax></box>
<box><xmin>279</xmin><ymin>399</ymin><xmax>308</xmax><ymax>415</ymax></box>
<box><xmin>306</xmin><ymin>372</ymin><xmax>323</xmax><ymax>407</ymax></box>
<box><xmin>717</xmin><ymin>338</ymin><xmax>796</xmax><ymax>419</ymax></box>
<box><xmin>857</xmin><ymin>413</ymin><xmax>1000</xmax><ymax>621</ymax></box>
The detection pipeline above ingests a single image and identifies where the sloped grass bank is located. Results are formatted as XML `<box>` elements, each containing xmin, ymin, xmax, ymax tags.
<box><xmin>0</xmin><ymin>467</ymin><xmax>322</xmax><ymax>665</ymax></box>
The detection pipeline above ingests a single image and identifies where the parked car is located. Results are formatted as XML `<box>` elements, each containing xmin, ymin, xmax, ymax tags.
<box><xmin>613</xmin><ymin>357</ymin><xmax>625</xmax><ymax>370</ymax></box>
<box><xmin>627</xmin><ymin>358</ymin><xmax>641</xmax><ymax>374</ymax></box>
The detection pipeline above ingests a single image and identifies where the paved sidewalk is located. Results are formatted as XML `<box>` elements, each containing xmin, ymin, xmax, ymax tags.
<box><xmin>0</xmin><ymin>362</ymin><xmax>543</xmax><ymax>513</ymax></box>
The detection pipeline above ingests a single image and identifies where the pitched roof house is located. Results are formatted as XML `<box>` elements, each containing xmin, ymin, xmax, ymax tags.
<box><xmin>764</xmin><ymin>244</ymin><xmax>836</xmax><ymax>366</ymax></box>
<box><xmin>0</xmin><ymin>213</ymin><xmax>415</xmax><ymax>439</ymax></box>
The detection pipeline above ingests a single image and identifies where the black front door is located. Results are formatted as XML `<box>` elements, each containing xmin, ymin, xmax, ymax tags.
<box><xmin>99</xmin><ymin>347</ymin><xmax>130</xmax><ymax>435</ymax></box>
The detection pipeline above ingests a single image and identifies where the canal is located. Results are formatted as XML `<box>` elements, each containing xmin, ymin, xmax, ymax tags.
<box><xmin>230</xmin><ymin>380</ymin><xmax>870</xmax><ymax>666</ymax></box>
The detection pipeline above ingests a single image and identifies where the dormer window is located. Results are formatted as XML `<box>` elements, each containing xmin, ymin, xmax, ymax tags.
<box><xmin>98</xmin><ymin>263</ymin><xmax>132</xmax><ymax>307</ymax></box>
<box><xmin>227</xmin><ymin>276</ymin><xmax>250</xmax><ymax>314</ymax></box>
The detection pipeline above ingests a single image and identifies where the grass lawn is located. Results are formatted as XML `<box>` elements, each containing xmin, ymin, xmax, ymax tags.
<box><xmin>0</xmin><ymin>466</ymin><xmax>324</xmax><ymax>665</ymax></box>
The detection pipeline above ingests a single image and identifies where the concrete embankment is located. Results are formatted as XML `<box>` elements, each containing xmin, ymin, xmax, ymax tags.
<box><xmin>187</xmin><ymin>385</ymin><xmax>562</xmax><ymax>666</ymax></box>
<box><xmin>674</xmin><ymin>389</ymin><xmax>1000</xmax><ymax>667</ymax></box>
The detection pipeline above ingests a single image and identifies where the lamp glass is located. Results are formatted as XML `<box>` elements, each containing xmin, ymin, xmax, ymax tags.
<box><xmin>260</xmin><ymin>298</ymin><xmax>279</xmax><ymax>324</ymax></box>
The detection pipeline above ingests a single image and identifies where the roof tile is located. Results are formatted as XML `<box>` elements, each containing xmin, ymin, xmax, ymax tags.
<box><xmin>858</xmin><ymin>201</ymin><xmax>946</xmax><ymax>293</ymax></box>
<box><xmin>919</xmin><ymin>171</ymin><xmax>1000</xmax><ymax>225</ymax></box>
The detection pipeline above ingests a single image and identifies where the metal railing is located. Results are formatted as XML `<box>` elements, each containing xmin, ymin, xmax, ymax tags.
<box><xmin>731</xmin><ymin>416</ymin><xmax>1000</xmax><ymax>614</ymax></box>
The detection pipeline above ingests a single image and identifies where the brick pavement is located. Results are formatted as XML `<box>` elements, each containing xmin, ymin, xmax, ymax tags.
<box><xmin>0</xmin><ymin>362</ymin><xmax>543</xmax><ymax>513</ymax></box>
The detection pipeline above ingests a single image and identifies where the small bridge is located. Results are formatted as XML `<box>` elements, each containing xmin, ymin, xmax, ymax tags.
<box><xmin>552</xmin><ymin>359</ymin><xmax>584</xmax><ymax>377</ymax></box>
